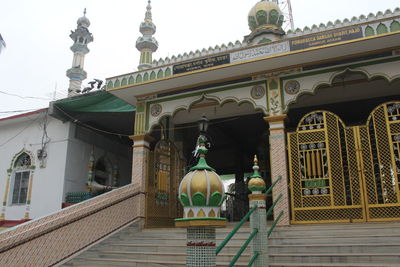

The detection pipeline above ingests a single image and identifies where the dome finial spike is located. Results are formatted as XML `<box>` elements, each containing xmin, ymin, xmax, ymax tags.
<box><xmin>254</xmin><ymin>155</ymin><xmax>258</xmax><ymax>166</ymax></box>
<box><xmin>83</xmin><ymin>8</ymin><xmax>86</xmax><ymax>16</ymax></box>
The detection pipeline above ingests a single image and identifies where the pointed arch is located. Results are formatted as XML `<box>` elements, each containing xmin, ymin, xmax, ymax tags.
<box><xmin>114</xmin><ymin>79</ymin><xmax>120</xmax><ymax>88</ymax></box>
<box><xmin>143</xmin><ymin>72</ymin><xmax>149</xmax><ymax>81</ymax></box>
<box><xmin>128</xmin><ymin>76</ymin><xmax>135</xmax><ymax>85</ymax></box>
<box><xmin>165</xmin><ymin>68</ymin><xmax>172</xmax><ymax>77</ymax></box>
<box><xmin>107</xmin><ymin>80</ymin><xmax>114</xmax><ymax>89</ymax></box>
<box><xmin>157</xmin><ymin>69</ymin><xmax>164</xmax><ymax>79</ymax></box>
<box><xmin>136</xmin><ymin>74</ymin><xmax>143</xmax><ymax>83</ymax></box>
<box><xmin>365</xmin><ymin>26</ymin><xmax>375</xmax><ymax>36</ymax></box>
<box><xmin>390</xmin><ymin>20</ymin><xmax>400</xmax><ymax>32</ymax></box>
<box><xmin>121</xmin><ymin>78</ymin><xmax>127</xmax><ymax>87</ymax></box>
<box><xmin>150</xmin><ymin>71</ymin><xmax>156</xmax><ymax>80</ymax></box>
<box><xmin>377</xmin><ymin>23</ymin><xmax>388</xmax><ymax>34</ymax></box>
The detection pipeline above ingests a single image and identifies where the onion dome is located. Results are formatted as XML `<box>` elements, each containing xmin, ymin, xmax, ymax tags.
<box><xmin>248</xmin><ymin>155</ymin><xmax>266</xmax><ymax>193</ymax></box>
<box><xmin>178</xmin><ymin>136</ymin><xmax>225</xmax><ymax>219</ymax></box>
<box><xmin>248</xmin><ymin>0</ymin><xmax>284</xmax><ymax>32</ymax></box>
<box><xmin>77</xmin><ymin>8</ymin><xmax>90</xmax><ymax>28</ymax></box>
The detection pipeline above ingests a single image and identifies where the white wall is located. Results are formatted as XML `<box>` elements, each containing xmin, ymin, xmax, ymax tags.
<box><xmin>0</xmin><ymin>110</ymin><xmax>133</xmax><ymax>222</ymax></box>
<box><xmin>0</xmin><ymin>111</ymin><xmax>70</xmax><ymax>220</ymax></box>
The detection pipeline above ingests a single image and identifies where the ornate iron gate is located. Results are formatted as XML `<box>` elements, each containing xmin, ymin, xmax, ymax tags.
<box><xmin>288</xmin><ymin>101</ymin><xmax>400</xmax><ymax>223</ymax></box>
<box><xmin>361</xmin><ymin>102</ymin><xmax>400</xmax><ymax>221</ymax></box>
<box><xmin>145</xmin><ymin>139</ymin><xmax>185</xmax><ymax>228</ymax></box>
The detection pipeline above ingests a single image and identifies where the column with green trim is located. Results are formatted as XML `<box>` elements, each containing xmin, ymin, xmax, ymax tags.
<box><xmin>248</xmin><ymin>155</ymin><xmax>268</xmax><ymax>267</ymax></box>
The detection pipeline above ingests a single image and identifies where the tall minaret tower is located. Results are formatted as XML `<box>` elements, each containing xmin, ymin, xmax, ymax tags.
<box><xmin>66</xmin><ymin>9</ymin><xmax>93</xmax><ymax>97</ymax></box>
<box><xmin>136</xmin><ymin>0</ymin><xmax>158</xmax><ymax>70</ymax></box>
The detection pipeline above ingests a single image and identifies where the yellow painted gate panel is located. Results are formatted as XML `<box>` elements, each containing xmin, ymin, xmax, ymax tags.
<box><xmin>289</xmin><ymin>101</ymin><xmax>400</xmax><ymax>223</ymax></box>
<box><xmin>145</xmin><ymin>139</ymin><xmax>185</xmax><ymax>228</ymax></box>
<box><xmin>288</xmin><ymin>111</ymin><xmax>365</xmax><ymax>223</ymax></box>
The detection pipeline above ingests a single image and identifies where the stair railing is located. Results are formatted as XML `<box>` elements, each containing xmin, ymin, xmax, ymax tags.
<box><xmin>216</xmin><ymin>176</ymin><xmax>283</xmax><ymax>267</ymax></box>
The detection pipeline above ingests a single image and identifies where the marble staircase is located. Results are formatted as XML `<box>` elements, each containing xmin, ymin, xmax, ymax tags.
<box><xmin>62</xmin><ymin>221</ymin><xmax>400</xmax><ymax>267</ymax></box>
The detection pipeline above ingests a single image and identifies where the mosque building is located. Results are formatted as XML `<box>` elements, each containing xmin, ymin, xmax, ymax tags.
<box><xmin>0</xmin><ymin>0</ymin><xmax>400</xmax><ymax>265</ymax></box>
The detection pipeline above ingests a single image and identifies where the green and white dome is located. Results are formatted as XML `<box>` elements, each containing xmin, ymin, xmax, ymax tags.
<box><xmin>248</xmin><ymin>0</ymin><xmax>284</xmax><ymax>32</ymax></box>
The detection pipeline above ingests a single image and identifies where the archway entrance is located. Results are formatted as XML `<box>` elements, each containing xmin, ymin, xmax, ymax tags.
<box><xmin>145</xmin><ymin>99</ymin><xmax>269</xmax><ymax>226</ymax></box>
<box><xmin>286</xmin><ymin>74</ymin><xmax>400</xmax><ymax>223</ymax></box>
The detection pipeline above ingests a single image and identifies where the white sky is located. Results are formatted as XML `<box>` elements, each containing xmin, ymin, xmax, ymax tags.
<box><xmin>0</xmin><ymin>0</ymin><xmax>398</xmax><ymax>117</ymax></box>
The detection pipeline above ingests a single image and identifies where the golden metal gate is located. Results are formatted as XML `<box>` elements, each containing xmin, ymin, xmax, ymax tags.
<box><xmin>145</xmin><ymin>139</ymin><xmax>185</xmax><ymax>228</ymax></box>
<box><xmin>288</xmin><ymin>101</ymin><xmax>400</xmax><ymax>223</ymax></box>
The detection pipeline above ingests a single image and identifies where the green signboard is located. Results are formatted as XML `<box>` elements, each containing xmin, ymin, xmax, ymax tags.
<box><xmin>290</xmin><ymin>26</ymin><xmax>363</xmax><ymax>51</ymax></box>
<box><xmin>173</xmin><ymin>54</ymin><xmax>230</xmax><ymax>74</ymax></box>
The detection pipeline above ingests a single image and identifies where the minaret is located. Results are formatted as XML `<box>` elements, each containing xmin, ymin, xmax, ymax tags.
<box><xmin>136</xmin><ymin>0</ymin><xmax>158</xmax><ymax>70</ymax></box>
<box><xmin>66</xmin><ymin>9</ymin><xmax>93</xmax><ymax>97</ymax></box>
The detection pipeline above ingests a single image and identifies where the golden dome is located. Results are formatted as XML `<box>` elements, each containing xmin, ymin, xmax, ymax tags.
<box><xmin>248</xmin><ymin>0</ymin><xmax>284</xmax><ymax>32</ymax></box>
<box><xmin>179</xmin><ymin>168</ymin><xmax>224</xmax><ymax>207</ymax></box>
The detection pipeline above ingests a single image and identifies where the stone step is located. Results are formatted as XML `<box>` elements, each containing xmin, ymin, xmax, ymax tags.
<box><xmin>65</xmin><ymin>257</ymin><xmax>249</xmax><ymax>267</ymax></box>
<box><xmin>269</xmin><ymin>243</ymin><xmax>400</xmax><ymax>254</ymax></box>
<box><xmin>76</xmin><ymin>250</ymin><xmax>250</xmax><ymax>263</ymax></box>
<box><xmin>269</xmin><ymin>235</ymin><xmax>400</xmax><ymax>245</ymax></box>
<box><xmin>269</xmin><ymin>263</ymin><xmax>400</xmax><ymax>267</ymax></box>
<box><xmin>270</xmin><ymin>253</ymin><xmax>400</xmax><ymax>264</ymax></box>
<box><xmin>106</xmin><ymin>243</ymin><xmax>250</xmax><ymax>254</ymax></box>
<box><xmin>271</xmin><ymin>227</ymin><xmax>400</xmax><ymax>237</ymax></box>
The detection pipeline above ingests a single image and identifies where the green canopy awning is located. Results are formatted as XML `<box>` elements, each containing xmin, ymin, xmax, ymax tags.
<box><xmin>54</xmin><ymin>91</ymin><xmax>135</xmax><ymax>113</ymax></box>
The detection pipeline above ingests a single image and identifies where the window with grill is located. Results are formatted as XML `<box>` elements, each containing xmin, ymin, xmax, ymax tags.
<box><xmin>11</xmin><ymin>171</ymin><xmax>30</xmax><ymax>204</ymax></box>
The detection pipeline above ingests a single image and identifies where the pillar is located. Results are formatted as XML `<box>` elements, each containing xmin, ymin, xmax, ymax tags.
<box><xmin>130</xmin><ymin>134</ymin><xmax>153</xmax><ymax>222</ymax></box>
<box><xmin>264</xmin><ymin>114</ymin><xmax>290</xmax><ymax>226</ymax></box>
<box><xmin>248</xmin><ymin>155</ymin><xmax>268</xmax><ymax>266</ymax></box>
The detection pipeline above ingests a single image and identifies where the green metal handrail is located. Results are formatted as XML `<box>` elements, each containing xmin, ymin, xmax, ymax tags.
<box><xmin>266</xmin><ymin>193</ymin><xmax>283</xmax><ymax>218</ymax></box>
<box><xmin>228</xmin><ymin>228</ymin><xmax>258</xmax><ymax>267</ymax></box>
<box><xmin>247</xmin><ymin>252</ymin><xmax>259</xmax><ymax>267</ymax></box>
<box><xmin>216</xmin><ymin>204</ymin><xmax>257</xmax><ymax>255</ymax></box>
<box><xmin>265</xmin><ymin>176</ymin><xmax>282</xmax><ymax>196</ymax></box>
<box><xmin>267</xmin><ymin>211</ymin><xmax>284</xmax><ymax>237</ymax></box>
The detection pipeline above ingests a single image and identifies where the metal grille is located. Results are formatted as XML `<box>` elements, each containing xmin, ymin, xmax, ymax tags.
<box><xmin>145</xmin><ymin>139</ymin><xmax>185</xmax><ymax>228</ymax></box>
<box><xmin>363</xmin><ymin>101</ymin><xmax>400</xmax><ymax>221</ymax></box>
<box><xmin>289</xmin><ymin>102</ymin><xmax>400</xmax><ymax>223</ymax></box>
<box><xmin>289</xmin><ymin>110</ymin><xmax>365</xmax><ymax>223</ymax></box>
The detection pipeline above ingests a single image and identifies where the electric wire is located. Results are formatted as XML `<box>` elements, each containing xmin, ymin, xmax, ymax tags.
<box><xmin>0</xmin><ymin>90</ymin><xmax>52</xmax><ymax>101</ymax></box>
<box><xmin>0</xmin><ymin>113</ymin><xmax>43</xmax><ymax>148</ymax></box>
<box><xmin>54</xmin><ymin>104</ymin><xmax>239</xmax><ymax>138</ymax></box>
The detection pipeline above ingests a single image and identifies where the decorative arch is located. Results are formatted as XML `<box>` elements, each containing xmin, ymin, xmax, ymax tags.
<box><xmin>157</xmin><ymin>69</ymin><xmax>164</xmax><ymax>79</ymax></box>
<box><xmin>390</xmin><ymin>20</ymin><xmax>400</xmax><ymax>32</ymax></box>
<box><xmin>9</xmin><ymin>149</ymin><xmax>35</xmax><ymax>207</ymax></box>
<box><xmin>136</xmin><ymin>74</ymin><xmax>143</xmax><ymax>83</ymax></box>
<box><xmin>113</xmin><ymin>79</ymin><xmax>120</xmax><ymax>88</ymax></box>
<box><xmin>143</xmin><ymin>72</ymin><xmax>149</xmax><ymax>81</ymax></box>
<box><xmin>107</xmin><ymin>80</ymin><xmax>114</xmax><ymax>89</ymax></box>
<box><xmin>148</xmin><ymin>93</ymin><xmax>268</xmax><ymax>134</ymax></box>
<box><xmin>377</xmin><ymin>23</ymin><xmax>388</xmax><ymax>34</ymax></box>
<box><xmin>165</xmin><ymin>68</ymin><xmax>172</xmax><ymax>77</ymax></box>
<box><xmin>285</xmin><ymin>67</ymin><xmax>400</xmax><ymax>113</ymax></box>
<box><xmin>150</xmin><ymin>71</ymin><xmax>156</xmax><ymax>80</ymax></box>
<box><xmin>365</xmin><ymin>25</ymin><xmax>375</xmax><ymax>36</ymax></box>
<box><xmin>10</xmin><ymin>149</ymin><xmax>35</xmax><ymax>171</ymax></box>
<box><xmin>121</xmin><ymin>78</ymin><xmax>127</xmax><ymax>87</ymax></box>
<box><xmin>128</xmin><ymin>76</ymin><xmax>135</xmax><ymax>85</ymax></box>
